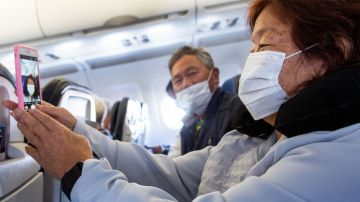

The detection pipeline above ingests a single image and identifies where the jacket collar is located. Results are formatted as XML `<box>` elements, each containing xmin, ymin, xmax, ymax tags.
<box><xmin>275</xmin><ymin>62</ymin><xmax>360</xmax><ymax>137</ymax></box>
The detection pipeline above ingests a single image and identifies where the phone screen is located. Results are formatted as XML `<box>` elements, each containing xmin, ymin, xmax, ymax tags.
<box><xmin>20</xmin><ymin>54</ymin><xmax>41</xmax><ymax>111</ymax></box>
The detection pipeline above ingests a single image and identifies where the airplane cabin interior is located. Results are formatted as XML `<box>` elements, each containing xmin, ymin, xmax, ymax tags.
<box><xmin>0</xmin><ymin>0</ymin><xmax>255</xmax><ymax>201</ymax></box>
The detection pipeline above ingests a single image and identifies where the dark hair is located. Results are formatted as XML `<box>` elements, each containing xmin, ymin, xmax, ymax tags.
<box><xmin>168</xmin><ymin>46</ymin><xmax>214</xmax><ymax>72</ymax></box>
<box><xmin>23</xmin><ymin>75</ymin><xmax>40</xmax><ymax>97</ymax></box>
<box><xmin>248</xmin><ymin>0</ymin><xmax>360</xmax><ymax>75</ymax></box>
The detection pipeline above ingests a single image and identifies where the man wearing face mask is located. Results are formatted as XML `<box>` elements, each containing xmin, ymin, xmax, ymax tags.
<box><xmin>168</xmin><ymin>46</ymin><xmax>243</xmax><ymax>156</ymax></box>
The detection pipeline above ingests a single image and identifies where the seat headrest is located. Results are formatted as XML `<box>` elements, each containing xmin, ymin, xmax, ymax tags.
<box><xmin>0</xmin><ymin>64</ymin><xmax>23</xmax><ymax>143</ymax></box>
<box><xmin>42</xmin><ymin>78</ymin><xmax>90</xmax><ymax>106</ymax></box>
<box><xmin>111</xmin><ymin>97</ymin><xmax>129</xmax><ymax>141</ymax></box>
<box><xmin>0</xmin><ymin>63</ymin><xmax>15</xmax><ymax>88</ymax></box>
<box><xmin>43</xmin><ymin>78</ymin><xmax>96</xmax><ymax>122</ymax></box>
<box><xmin>221</xmin><ymin>74</ymin><xmax>241</xmax><ymax>94</ymax></box>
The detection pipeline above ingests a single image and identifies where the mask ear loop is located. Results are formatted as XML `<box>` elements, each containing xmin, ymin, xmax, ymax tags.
<box><xmin>285</xmin><ymin>50</ymin><xmax>303</xmax><ymax>59</ymax></box>
<box><xmin>207</xmin><ymin>68</ymin><xmax>215</xmax><ymax>92</ymax></box>
<box><xmin>285</xmin><ymin>43</ymin><xmax>320</xmax><ymax>59</ymax></box>
<box><xmin>207</xmin><ymin>68</ymin><xmax>214</xmax><ymax>81</ymax></box>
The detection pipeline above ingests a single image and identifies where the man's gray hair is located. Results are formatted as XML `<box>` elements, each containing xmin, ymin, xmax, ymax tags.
<box><xmin>168</xmin><ymin>46</ymin><xmax>214</xmax><ymax>72</ymax></box>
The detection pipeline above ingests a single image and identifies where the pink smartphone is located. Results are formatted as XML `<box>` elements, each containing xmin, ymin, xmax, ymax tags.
<box><xmin>14</xmin><ymin>44</ymin><xmax>42</xmax><ymax>111</ymax></box>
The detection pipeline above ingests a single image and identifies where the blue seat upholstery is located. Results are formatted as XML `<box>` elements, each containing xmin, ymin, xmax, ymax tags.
<box><xmin>221</xmin><ymin>74</ymin><xmax>240</xmax><ymax>94</ymax></box>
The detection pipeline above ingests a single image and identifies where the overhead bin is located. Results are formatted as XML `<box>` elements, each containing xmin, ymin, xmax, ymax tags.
<box><xmin>197</xmin><ymin>0</ymin><xmax>250</xmax><ymax>13</ymax></box>
<box><xmin>197</xmin><ymin>30</ymin><xmax>250</xmax><ymax>47</ymax></box>
<box><xmin>36</xmin><ymin>0</ymin><xmax>195</xmax><ymax>36</ymax></box>
<box><xmin>0</xmin><ymin>0</ymin><xmax>43</xmax><ymax>45</ymax></box>
<box><xmin>196</xmin><ymin>0</ymin><xmax>250</xmax><ymax>32</ymax></box>
<box><xmin>0</xmin><ymin>0</ymin><xmax>195</xmax><ymax>46</ymax></box>
<box><xmin>195</xmin><ymin>0</ymin><xmax>251</xmax><ymax>46</ymax></box>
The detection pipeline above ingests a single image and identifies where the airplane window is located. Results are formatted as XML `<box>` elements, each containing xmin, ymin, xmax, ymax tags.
<box><xmin>160</xmin><ymin>96</ymin><xmax>185</xmax><ymax>130</ymax></box>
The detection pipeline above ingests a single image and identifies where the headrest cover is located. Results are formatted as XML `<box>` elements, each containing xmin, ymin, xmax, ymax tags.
<box><xmin>42</xmin><ymin>78</ymin><xmax>89</xmax><ymax>106</ymax></box>
<box><xmin>275</xmin><ymin>63</ymin><xmax>360</xmax><ymax>137</ymax></box>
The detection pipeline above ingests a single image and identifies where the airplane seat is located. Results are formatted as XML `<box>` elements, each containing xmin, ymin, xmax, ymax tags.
<box><xmin>110</xmin><ymin>97</ymin><xmax>147</xmax><ymax>145</ymax></box>
<box><xmin>42</xmin><ymin>78</ymin><xmax>96</xmax><ymax>202</ymax></box>
<box><xmin>110</xmin><ymin>98</ymin><xmax>131</xmax><ymax>142</ymax></box>
<box><xmin>0</xmin><ymin>64</ymin><xmax>43</xmax><ymax>202</ymax></box>
<box><xmin>42</xmin><ymin>78</ymin><xmax>96</xmax><ymax>122</ymax></box>
<box><xmin>221</xmin><ymin>74</ymin><xmax>241</xmax><ymax>94</ymax></box>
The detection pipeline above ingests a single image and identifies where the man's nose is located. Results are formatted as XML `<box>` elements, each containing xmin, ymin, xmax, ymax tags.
<box><xmin>181</xmin><ymin>77</ymin><xmax>193</xmax><ymax>90</ymax></box>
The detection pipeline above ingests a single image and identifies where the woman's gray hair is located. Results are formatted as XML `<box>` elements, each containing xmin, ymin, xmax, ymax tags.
<box><xmin>168</xmin><ymin>46</ymin><xmax>214</xmax><ymax>72</ymax></box>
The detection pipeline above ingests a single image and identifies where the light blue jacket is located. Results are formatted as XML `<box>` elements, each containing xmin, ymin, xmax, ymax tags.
<box><xmin>72</xmin><ymin>121</ymin><xmax>360</xmax><ymax>202</ymax></box>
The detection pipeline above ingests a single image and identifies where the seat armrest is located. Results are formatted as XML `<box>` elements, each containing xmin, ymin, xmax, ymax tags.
<box><xmin>0</xmin><ymin>143</ymin><xmax>40</xmax><ymax>198</ymax></box>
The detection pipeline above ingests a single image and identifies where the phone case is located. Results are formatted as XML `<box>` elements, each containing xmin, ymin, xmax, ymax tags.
<box><xmin>14</xmin><ymin>44</ymin><xmax>42</xmax><ymax>110</ymax></box>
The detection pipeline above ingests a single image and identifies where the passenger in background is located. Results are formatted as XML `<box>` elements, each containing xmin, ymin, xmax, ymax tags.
<box><xmin>167</xmin><ymin>46</ymin><xmax>243</xmax><ymax>157</ymax></box>
<box><xmin>94</xmin><ymin>95</ymin><xmax>106</xmax><ymax>130</ymax></box>
<box><xmin>102</xmin><ymin>100</ymin><xmax>112</xmax><ymax>131</ymax></box>
<box><xmin>151</xmin><ymin>47</ymin><xmax>269</xmax><ymax>157</ymax></box>
<box><xmin>93</xmin><ymin>96</ymin><xmax>112</xmax><ymax>137</ymax></box>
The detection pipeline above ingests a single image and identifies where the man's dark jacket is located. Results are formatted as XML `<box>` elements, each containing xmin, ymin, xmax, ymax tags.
<box><xmin>180</xmin><ymin>88</ymin><xmax>242</xmax><ymax>154</ymax></box>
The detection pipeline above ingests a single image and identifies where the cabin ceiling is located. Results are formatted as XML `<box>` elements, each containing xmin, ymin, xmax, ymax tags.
<box><xmin>0</xmin><ymin>0</ymin><xmax>249</xmax><ymax>46</ymax></box>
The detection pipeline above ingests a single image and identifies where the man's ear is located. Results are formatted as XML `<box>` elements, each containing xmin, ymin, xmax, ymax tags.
<box><xmin>210</xmin><ymin>68</ymin><xmax>220</xmax><ymax>92</ymax></box>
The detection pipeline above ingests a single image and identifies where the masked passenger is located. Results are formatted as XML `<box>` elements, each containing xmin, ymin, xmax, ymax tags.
<box><xmin>160</xmin><ymin>46</ymin><xmax>246</xmax><ymax>157</ymax></box>
<box><xmin>4</xmin><ymin>0</ymin><xmax>360</xmax><ymax>201</ymax></box>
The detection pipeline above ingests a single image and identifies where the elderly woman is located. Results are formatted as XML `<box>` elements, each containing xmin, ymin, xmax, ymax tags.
<box><xmin>4</xmin><ymin>0</ymin><xmax>360</xmax><ymax>201</ymax></box>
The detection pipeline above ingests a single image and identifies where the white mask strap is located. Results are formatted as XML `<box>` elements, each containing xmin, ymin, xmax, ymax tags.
<box><xmin>285</xmin><ymin>50</ymin><xmax>302</xmax><ymax>59</ymax></box>
<box><xmin>285</xmin><ymin>43</ymin><xmax>319</xmax><ymax>59</ymax></box>
<box><xmin>207</xmin><ymin>68</ymin><xmax>214</xmax><ymax>81</ymax></box>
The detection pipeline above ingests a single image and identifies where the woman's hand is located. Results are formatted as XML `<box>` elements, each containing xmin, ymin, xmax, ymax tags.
<box><xmin>3</xmin><ymin>100</ymin><xmax>77</xmax><ymax>130</ymax></box>
<box><xmin>12</xmin><ymin>108</ymin><xmax>93</xmax><ymax>179</ymax></box>
<box><xmin>36</xmin><ymin>100</ymin><xmax>77</xmax><ymax>130</ymax></box>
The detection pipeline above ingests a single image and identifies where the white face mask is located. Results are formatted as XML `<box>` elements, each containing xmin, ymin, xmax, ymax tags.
<box><xmin>176</xmin><ymin>70</ymin><xmax>213</xmax><ymax>115</ymax></box>
<box><xmin>27</xmin><ymin>84</ymin><xmax>35</xmax><ymax>96</ymax></box>
<box><xmin>238</xmin><ymin>45</ymin><xmax>317</xmax><ymax>120</ymax></box>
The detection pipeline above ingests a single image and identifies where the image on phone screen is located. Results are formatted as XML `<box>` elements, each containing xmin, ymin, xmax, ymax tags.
<box><xmin>20</xmin><ymin>55</ymin><xmax>41</xmax><ymax>111</ymax></box>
